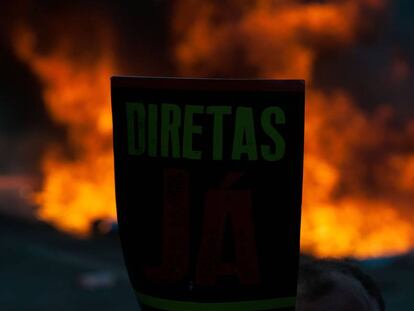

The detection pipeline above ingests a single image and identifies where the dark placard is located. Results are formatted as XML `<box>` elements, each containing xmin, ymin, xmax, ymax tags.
<box><xmin>111</xmin><ymin>77</ymin><xmax>305</xmax><ymax>311</ymax></box>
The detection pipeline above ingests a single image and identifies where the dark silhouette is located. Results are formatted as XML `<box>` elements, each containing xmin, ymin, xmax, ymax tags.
<box><xmin>297</xmin><ymin>256</ymin><xmax>385</xmax><ymax>311</ymax></box>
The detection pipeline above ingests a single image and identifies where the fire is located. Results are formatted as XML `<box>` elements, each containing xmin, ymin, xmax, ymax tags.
<box><xmin>173</xmin><ymin>0</ymin><xmax>359</xmax><ymax>80</ymax></box>
<box><xmin>301</xmin><ymin>90</ymin><xmax>414</xmax><ymax>257</ymax></box>
<box><xmin>13</xmin><ymin>27</ymin><xmax>117</xmax><ymax>235</ymax></box>
<box><xmin>10</xmin><ymin>0</ymin><xmax>414</xmax><ymax>258</ymax></box>
<box><xmin>172</xmin><ymin>0</ymin><xmax>414</xmax><ymax>258</ymax></box>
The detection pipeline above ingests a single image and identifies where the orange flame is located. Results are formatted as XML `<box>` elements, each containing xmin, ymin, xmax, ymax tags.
<box><xmin>173</xmin><ymin>0</ymin><xmax>414</xmax><ymax>258</ymax></box>
<box><xmin>301</xmin><ymin>90</ymin><xmax>414</xmax><ymax>257</ymax></box>
<box><xmin>13</xmin><ymin>27</ymin><xmax>117</xmax><ymax>235</ymax></box>
<box><xmin>11</xmin><ymin>0</ymin><xmax>414</xmax><ymax>259</ymax></box>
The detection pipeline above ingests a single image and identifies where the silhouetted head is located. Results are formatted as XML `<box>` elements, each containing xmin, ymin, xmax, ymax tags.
<box><xmin>296</xmin><ymin>257</ymin><xmax>385</xmax><ymax>311</ymax></box>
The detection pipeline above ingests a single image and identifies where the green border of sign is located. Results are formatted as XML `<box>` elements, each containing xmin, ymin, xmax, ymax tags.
<box><xmin>136</xmin><ymin>292</ymin><xmax>296</xmax><ymax>311</ymax></box>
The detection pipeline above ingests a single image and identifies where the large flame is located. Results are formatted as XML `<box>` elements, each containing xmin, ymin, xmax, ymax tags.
<box><xmin>173</xmin><ymin>0</ymin><xmax>414</xmax><ymax>258</ymax></box>
<box><xmin>11</xmin><ymin>0</ymin><xmax>414</xmax><ymax>258</ymax></box>
<box><xmin>301</xmin><ymin>90</ymin><xmax>414</xmax><ymax>257</ymax></box>
<box><xmin>13</xmin><ymin>26</ymin><xmax>117</xmax><ymax>235</ymax></box>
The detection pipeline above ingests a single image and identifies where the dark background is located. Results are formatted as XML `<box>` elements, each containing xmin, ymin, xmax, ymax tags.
<box><xmin>0</xmin><ymin>1</ymin><xmax>414</xmax><ymax>310</ymax></box>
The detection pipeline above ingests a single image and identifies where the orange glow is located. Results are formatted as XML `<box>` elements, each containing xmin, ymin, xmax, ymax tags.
<box><xmin>11</xmin><ymin>0</ymin><xmax>414</xmax><ymax>259</ymax></box>
<box><xmin>13</xmin><ymin>27</ymin><xmax>117</xmax><ymax>235</ymax></box>
<box><xmin>173</xmin><ymin>0</ymin><xmax>414</xmax><ymax>258</ymax></box>
<box><xmin>302</xmin><ymin>90</ymin><xmax>414</xmax><ymax>258</ymax></box>
<box><xmin>173</xmin><ymin>0</ymin><xmax>359</xmax><ymax>80</ymax></box>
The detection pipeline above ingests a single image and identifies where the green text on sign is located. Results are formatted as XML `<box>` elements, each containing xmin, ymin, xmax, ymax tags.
<box><xmin>126</xmin><ymin>103</ymin><xmax>286</xmax><ymax>161</ymax></box>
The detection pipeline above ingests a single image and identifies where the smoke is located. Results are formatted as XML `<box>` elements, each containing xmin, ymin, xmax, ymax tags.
<box><xmin>312</xmin><ymin>1</ymin><xmax>414</xmax><ymax>119</ymax></box>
